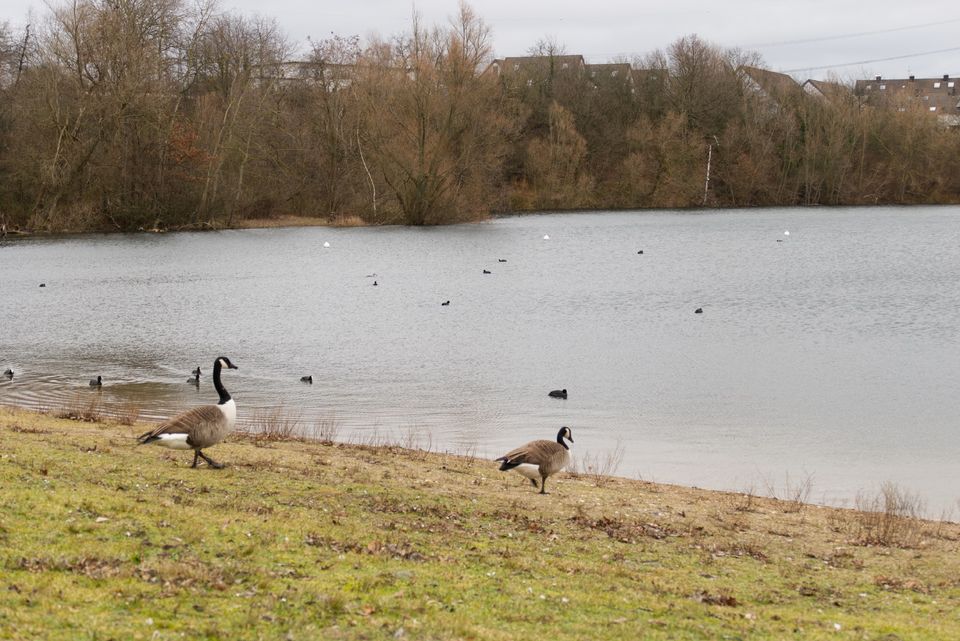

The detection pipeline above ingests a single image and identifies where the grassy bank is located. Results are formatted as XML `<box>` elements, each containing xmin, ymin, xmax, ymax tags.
<box><xmin>1</xmin><ymin>406</ymin><xmax>958</xmax><ymax>640</ymax></box>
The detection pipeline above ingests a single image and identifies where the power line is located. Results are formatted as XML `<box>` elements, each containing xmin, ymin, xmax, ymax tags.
<box><xmin>781</xmin><ymin>46</ymin><xmax>960</xmax><ymax>73</ymax></box>
<box><xmin>749</xmin><ymin>17</ymin><xmax>960</xmax><ymax>49</ymax></box>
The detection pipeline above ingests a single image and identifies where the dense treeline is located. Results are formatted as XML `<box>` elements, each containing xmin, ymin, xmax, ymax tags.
<box><xmin>1</xmin><ymin>0</ymin><xmax>959</xmax><ymax>232</ymax></box>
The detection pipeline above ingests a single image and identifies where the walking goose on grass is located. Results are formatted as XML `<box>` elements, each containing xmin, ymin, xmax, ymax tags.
<box><xmin>496</xmin><ymin>426</ymin><xmax>574</xmax><ymax>494</ymax></box>
<box><xmin>138</xmin><ymin>356</ymin><xmax>238</xmax><ymax>468</ymax></box>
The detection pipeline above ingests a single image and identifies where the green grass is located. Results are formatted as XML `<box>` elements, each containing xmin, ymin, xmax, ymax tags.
<box><xmin>1</xmin><ymin>406</ymin><xmax>958</xmax><ymax>640</ymax></box>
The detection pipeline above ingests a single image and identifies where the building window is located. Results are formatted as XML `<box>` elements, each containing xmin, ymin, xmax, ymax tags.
<box><xmin>949</xmin><ymin>82</ymin><xmax>956</xmax><ymax>88</ymax></box>
<box><xmin>879</xmin><ymin>84</ymin><xmax>886</xmax><ymax>90</ymax></box>
<box><xmin>930</xmin><ymin>106</ymin><xmax>937</xmax><ymax>111</ymax></box>
<box><xmin>561</xmin><ymin>62</ymin><xmax>569</xmax><ymax>69</ymax></box>
<box><xmin>934</xmin><ymin>82</ymin><xmax>941</xmax><ymax>88</ymax></box>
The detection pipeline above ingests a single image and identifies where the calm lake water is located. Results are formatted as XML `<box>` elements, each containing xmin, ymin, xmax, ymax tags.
<box><xmin>2</xmin><ymin>207</ymin><xmax>960</xmax><ymax>511</ymax></box>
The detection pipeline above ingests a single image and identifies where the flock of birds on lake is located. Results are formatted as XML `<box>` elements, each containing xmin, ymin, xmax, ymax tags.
<box><xmin>4</xmin><ymin>233</ymin><xmax>766</xmax><ymax>494</ymax></box>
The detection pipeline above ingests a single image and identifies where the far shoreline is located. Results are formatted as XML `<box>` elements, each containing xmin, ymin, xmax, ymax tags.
<box><xmin>4</xmin><ymin>202</ymin><xmax>960</xmax><ymax>239</ymax></box>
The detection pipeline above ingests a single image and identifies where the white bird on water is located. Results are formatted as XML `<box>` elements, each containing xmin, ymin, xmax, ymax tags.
<box><xmin>323</xmin><ymin>241</ymin><xmax>330</xmax><ymax>248</ymax></box>
<box><xmin>543</xmin><ymin>235</ymin><xmax>550</xmax><ymax>240</ymax></box>
<box><xmin>784</xmin><ymin>231</ymin><xmax>790</xmax><ymax>236</ymax></box>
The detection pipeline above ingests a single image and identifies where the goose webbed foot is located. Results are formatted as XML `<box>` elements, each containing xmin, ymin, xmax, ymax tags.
<box><xmin>198</xmin><ymin>450</ymin><xmax>224</xmax><ymax>469</ymax></box>
<box><xmin>539</xmin><ymin>478</ymin><xmax>548</xmax><ymax>494</ymax></box>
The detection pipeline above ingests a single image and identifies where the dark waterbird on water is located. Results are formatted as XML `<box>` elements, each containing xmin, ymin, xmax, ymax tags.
<box><xmin>89</xmin><ymin>375</ymin><xmax>102</xmax><ymax>387</ymax></box>
<box><xmin>187</xmin><ymin>371</ymin><xmax>200</xmax><ymax>385</ymax></box>
<box><xmin>498</xmin><ymin>259</ymin><xmax>507</xmax><ymax>263</ymax></box>
<box><xmin>694</xmin><ymin>307</ymin><xmax>703</xmax><ymax>314</ymax></box>
<box><xmin>2</xmin><ymin>369</ymin><xmax>12</xmax><ymax>379</ymax></box>
<box><xmin>138</xmin><ymin>356</ymin><xmax>239</xmax><ymax>469</ymax></box>
<box><xmin>441</xmin><ymin>300</ymin><xmax>450</xmax><ymax>306</ymax></box>
<box><xmin>301</xmin><ymin>375</ymin><xmax>313</xmax><ymax>384</ymax></box>
<box><xmin>496</xmin><ymin>427</ymin><xmax>574</xmax><ymax>494</ymax></box>
<box><xmin>191</xmin><ymin>366</ymin><xmax>202</xmax><ymax>377</ymax></box>
<box><xmin>548</xmin><ymin>389</ymin><xmax>567</xmax><ymax>399</ymax></box>
<box><xmin>483</xmin><ymin>269</ymin><xmax>491</xmax><ymax>274</ymax></box>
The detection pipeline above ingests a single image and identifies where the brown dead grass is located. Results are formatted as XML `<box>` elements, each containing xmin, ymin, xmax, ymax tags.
<box><xmin>233</xmin><ymin>215</ymin><xmax>369</xmax><ymax>230</ymax></box>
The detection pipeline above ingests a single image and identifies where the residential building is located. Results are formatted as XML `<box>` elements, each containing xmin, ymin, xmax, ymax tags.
<box><xmin>855</xmin><ymin>75</ymin><xmax>960</xmax><ymax>126</ymax></box>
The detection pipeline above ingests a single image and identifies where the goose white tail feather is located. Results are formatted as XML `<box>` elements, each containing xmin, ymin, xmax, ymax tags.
<box><xmin>148</xmin><ymin>433</ymin><xmax>192</xmax><ymax>450</ymax></box>
<box><xmin>511</xmin><ymin>463</ymin><xmax>541</xmax><ymax>481</ymax></box>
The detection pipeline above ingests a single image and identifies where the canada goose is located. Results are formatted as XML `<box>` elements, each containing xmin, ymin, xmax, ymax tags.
<box><xmin>39</xmin><ymin>283</ymin><xmax>46</xmax><ymax>288</ymax></box>
<box><xmin>89</xmin><ymin>375</ymin><xmax>102</xmax><ymax>387</ymax></box>
<box><xmin>373</xmin><ymin>280</ymin><xmax>378</xmax><ymax>286</ymax></box>
<box><xmin>187</xmin><ymin>371</ymin><xmax>200</xmax><ymax>385</ymax></box>
<box><xmin>300</xmin><ymin>375</ymin><xmax>313</xmax><ymax>384</ymax></box>
<box><xmin>2</xmin><ymin>369</ymin><xmax>12</xmax><ymax>379</ymax></box>
<box><xmin>138</xmin><ymin>356</ymin><xmax>238</xmax><ymax>469</ymax></box>
<box><xmin>483</xmin><ymin>269</ymin><xmax>491</xmax><ymax>274</ymax></box>
<box><xmin>441</xmin><ymin>300</ymin><xmax>450</xmax><ymax>306</ymax></box>
<box><xmin>498</xmin><ymin>259</ymin><xmax>507</xmax><ymax>263</ymax></box>
<box><xmin>637</xmin><ymin>250</ymin><xmax>644</xmax><ymax>255</ymax></box>
<box><xmin>496</xmin><ymin>427</ymin><xmax>574</xmax><ymax>494</ymax></box>
<box><xmin>694</xmin><ymin>307</ymin><xmax>703</xmax><ymax>314</ymax></box>
<box><xmin>548</xmin><ymin>389</ymin><xmax>567</xmax><ymax>399</ymax></box>
<box><xmin>192</xmin><ymin>366</ymin><xmax>202</xmax><ymax>377</ymax></box>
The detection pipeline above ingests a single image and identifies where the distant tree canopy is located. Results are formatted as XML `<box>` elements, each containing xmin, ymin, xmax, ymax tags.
<box><xmin>0</xmin><ymin>1</ymin><xmax>958</xmax><ymax>232</ymax></box>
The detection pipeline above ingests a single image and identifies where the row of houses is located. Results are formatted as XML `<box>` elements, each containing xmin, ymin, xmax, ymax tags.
<box><xmin>488</xmin><ymin>55</ymin><xmax>960</xmax><ymax>127</ymax></box>
<box><xmin>263</xmin><ymin>54</ymin><xmax>960</xmax><ymax>127</ymax></box>
<box><xmin>743</xmin><ymin>65</ymin><xmax>960</xmax><ymax>126</ymax></box>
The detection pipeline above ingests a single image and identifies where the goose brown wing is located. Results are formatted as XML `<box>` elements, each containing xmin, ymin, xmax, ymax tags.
<box><xmin>137</xmin><ymin>405</ymin><xmax>223</xmax><ymax>443</ymax></box>
<box><xmin>498</xmin><ymin>439</ymin><xmax>561</xmax><ymax>465</ymax></box>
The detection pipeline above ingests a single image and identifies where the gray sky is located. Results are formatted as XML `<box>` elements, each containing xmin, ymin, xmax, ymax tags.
<box><xmin>4</xmin><ymin>0</ymin><xmax>959</xmax><ymax>81</ymax></box>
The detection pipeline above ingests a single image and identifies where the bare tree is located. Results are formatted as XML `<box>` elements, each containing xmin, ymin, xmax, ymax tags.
<box><xmin>660</xmin><ymin>35</ymin><xmax>742</xmax><ymax>137</ymax></box>
<box><xmin>354</xmin><ymin>2</ymin><xmax>517</xmax><ymax>224</ymax></box>
<box><xmin>524</xmin><ymin>101</ymin><xmax>593</xmax><ymax>208</ymax></box>
<box><xmin>192</xmin><ymin>12</ymin><xmax>289</xmax><ymax>224</ymax></box>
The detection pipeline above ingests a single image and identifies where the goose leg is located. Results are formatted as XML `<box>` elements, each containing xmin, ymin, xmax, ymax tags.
<box><xmin>539</xmin><ymin>476</ymin><xmax>548</xmax><ymax>495</ymax></box>
<box><xmin>191</xmin><ymin>450</ymin><xmax>200</xmax><ymax>468</ymax></box>
<box><xmin>198</xmin><ymin>450</ymin><xmax>224</xmax><ymax>469</ymax></box>
<box><xmin>529</xmin><ymin>478</ymin><xmax>539</xmax><ymax>489</ymax></box>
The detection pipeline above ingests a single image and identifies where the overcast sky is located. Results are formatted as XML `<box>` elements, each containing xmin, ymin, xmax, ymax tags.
<box><xmin>4</xmin><ymin>0</ymin><xmax>959</xmax><ymax>81</ymax></box>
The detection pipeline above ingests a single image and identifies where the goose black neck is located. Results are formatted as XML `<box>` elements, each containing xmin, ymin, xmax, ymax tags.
<box><xmin>556</xmin><ymin>431</ymin><xmax>569</xmax><ymax>450</ymax></box>
<box><xmin>213</xmin><ymin>360</ymin><xmax>231</xmax><ymax>404</ymax></box>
